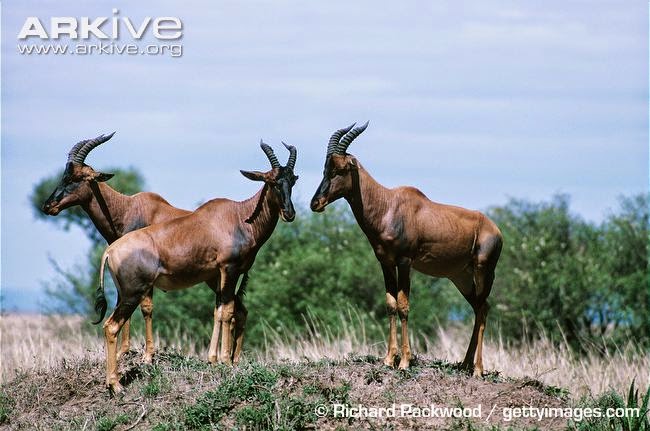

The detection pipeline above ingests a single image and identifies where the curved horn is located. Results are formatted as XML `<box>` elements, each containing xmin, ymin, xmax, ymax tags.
<box><xmin>326</xmin><ymin>123</ymin><xmax>355</xmax><ymax>157</ymax></box>
<box><xmin>70</xmin><ymin>132</ymin><xmax>116</xmax><ymax>165</ymax></box>
<box><xmin>336</xmin><ymin>121</ymin><xmax>369</xmax><ymax>154</ymax></box>
<box><xmin>260</xmin><ymin>140</ymin><xmax>281</xmax><ymax>168</ymax></box>
<box><xmin>282</xmin><ymin>141</ymin><xmax>297</xmax><ymax>170</ymax></box>
<box><xmin>66</xmin><ymin>141</ymin><xmax>89</xmax><ymax>164</ymax></box>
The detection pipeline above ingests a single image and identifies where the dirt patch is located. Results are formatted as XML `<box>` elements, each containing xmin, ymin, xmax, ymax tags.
<box><xmin>0</xmin><ymin>351</ymin><xmax>571</xmax><ymax>430</ymax></box>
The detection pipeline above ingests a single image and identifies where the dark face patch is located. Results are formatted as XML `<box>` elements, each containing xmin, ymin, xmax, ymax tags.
<box><xmin>41</xmin><ymin>163</ymin><xmax>114</xmax><ymax>215</ymax></box>
<box><xmin>272</xmin><ymin>167</ymin><xmax>298</xmax><ymax>222</ymax></box>
<box><xmin>42</xmin><ymin>166</ymin><xmax>86</xmax><ymax>215</ymax></box>
<box><xmin>310</xmin><ymin>155</ymin><xmax>351</xmax><ymax>212</ymax></box>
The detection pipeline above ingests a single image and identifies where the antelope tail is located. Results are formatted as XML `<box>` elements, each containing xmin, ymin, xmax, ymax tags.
<box><xmin>92</xmin><ymin>250</ymin><xmax>110</xmax><ymax>324</ymax></box>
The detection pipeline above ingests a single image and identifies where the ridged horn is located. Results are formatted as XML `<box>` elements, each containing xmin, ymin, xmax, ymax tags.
<box><xmin>326</xmin><ymin>123</ymin><xmax>355</xmax><ymax>157</ymax></box>
<box><xmin>282</xmin><ymin>141</ymin><xmax>297</xmax><ymax>170</ymax></box>
<box><xmin>260</xmin><ymin>140</ymin><xmax>281</xmax><ymax>168</ymax></box>
<box><xmin>69</xmin><ymin>132</ymin><xmax>116</xmax><ymax>165</ymax></box>
<box><xmin>66</xmin><ymin>141</ymin><xmax>88</xmax><ymax>164</ymax></box>
<box><xmin>336</xmin><ymin>121</ymin><xmax>369</xmax><ymax>154</ymax></box>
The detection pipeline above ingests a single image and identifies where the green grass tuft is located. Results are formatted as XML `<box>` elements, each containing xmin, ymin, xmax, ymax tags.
<box><xmin>0</xmin><ymin>391</ymin><xmax>14</xmax><ymax>424</ymax></box>
<box><xmin>95</xmin><ymin>412</ymin><xmax>130</xmax><ymax>431</ymax></box>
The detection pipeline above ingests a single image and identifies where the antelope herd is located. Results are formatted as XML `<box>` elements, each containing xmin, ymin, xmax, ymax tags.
<box><xmin>43</xmin><ymin>123</ymin><xmax>502</xmax><ymax>393</ymax></box>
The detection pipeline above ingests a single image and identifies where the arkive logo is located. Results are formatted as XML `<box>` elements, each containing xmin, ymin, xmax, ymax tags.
<box><xmin>17</xmin><ymin>9</ymin><xmax>182</xmax><ymax>40</ymax></box>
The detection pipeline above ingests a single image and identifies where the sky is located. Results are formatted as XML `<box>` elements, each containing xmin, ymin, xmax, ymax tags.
<box><xmin>1</xmin><ymin>1</ymin><xmax>647</xmax><ymax>312</ymax></box>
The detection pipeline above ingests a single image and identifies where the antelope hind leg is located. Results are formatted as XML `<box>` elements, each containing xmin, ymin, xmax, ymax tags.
<box><xmin>208</xmin><ymin>304</ymin><xmax>222</xmax><ymax>364</ymax></box>
<box><xmin>117</xmin><ymin>319</ymin><xmax>131</xmax><ymax>360</ymax></box>
<box><xmin>104</xmin><ymin>301</ymin><xmax>139</xmax><ymax>394</ymax></box>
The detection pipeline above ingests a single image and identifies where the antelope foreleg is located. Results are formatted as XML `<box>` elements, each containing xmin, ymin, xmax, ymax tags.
<box><xmin>206</xmin><ymin>279</ymin><xmax>221</xmax><ymax>364</ymax></box>
<box><xmin>381</xmin><ymin>265</ymin><xmax>398</xmax><ymax>367</ymax></box>
<box><xmin>397</xmin><ymin>262</ymin><xmax>412</xmax><ymax>369</ymax></box>
<box><xmin>219</xmin><ymin>300</ymin><xmax>235</xmax><ymax>364</ymax></box>
<box><xmin>231</xmin><ymin>296</ymin><xmax>248</xmax><ymax>365</ymax></box>
<box><xmin>208</xmin><ymin>304</ymin><xmax>222</xmax><ymax>364</ymax></box>
<box><xmin>217</xmin><ymin>268</ymin><xmax>238</xmax><ymax>365</ymax></box>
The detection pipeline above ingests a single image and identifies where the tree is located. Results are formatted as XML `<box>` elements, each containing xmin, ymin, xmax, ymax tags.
<box><xmin>487</xmin><ymin>194</ymin><xmax>649</xmax><ymax>349</ymax></box>
<box><xmin>598</xmin><ymin>195</ymin><xmax>649</xmax><ymax>345</ymax></box>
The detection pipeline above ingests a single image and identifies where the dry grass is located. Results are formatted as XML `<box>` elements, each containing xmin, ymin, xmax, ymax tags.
<box><xmin>429</xmin><ymin>326</ymin><xmax>650</xmax><ymax>398</ymax></box>
<box><xmin>259</xmin><ymin>312</ymin><xmax>650</xmax><ymax>399</ymax></box>
<box><xmin>0</xmin><ymin>314</ymin><xmax>102</xmax><ymax>383</ymax></box>
<box><xmin>0</xmin><ymin>314</ymin><xmax>199</xmax><ymax>383</ymax></box>
<box><xmin>2</xmin><ymin>313</ymin><xmax>648</xmax><ymax>399</ymax></box>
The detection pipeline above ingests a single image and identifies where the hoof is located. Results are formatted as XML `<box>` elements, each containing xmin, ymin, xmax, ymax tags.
<box><xmin>473</xmin><ymin>367</ymin><xmax>484</xmax><ymax>378</ymax></box>
<box><xmin>207</xmin><ymin>355</ymin><xmax>218</xmax><ymax>364</ymax></box>
<box><xmin>218</xmin><ymin>355</ymin><xmax>233</xmax><ymax>366</ymax></box>
<box><xmin>398</xmin><ymin>359</ymin><xmax>410</xmax><ymax>370</ymax></box>
<box><xmin>108</xmin><ymin>381</ymin><xmax>123</xmax><ymax>395</ymax></box>
<box><xmin>142</xmin><ymin>354</ymin><xmax>153</xmax><ymax>365</ymax></box>
<box><xmin>459</xmin><ymin>361</ymin><xmax>474</xmax><ymax>372</ymax></box>
<box><xmin>383</xmin><ymin>355</ymin><xmax>396</xmax><ymax>368</ymax></box>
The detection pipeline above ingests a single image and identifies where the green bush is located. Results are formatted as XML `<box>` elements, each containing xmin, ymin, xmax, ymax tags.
<box><xmin>488</xmin><ymin>194</ymin><xmax>648</xmax><ymax>349</ymax></box>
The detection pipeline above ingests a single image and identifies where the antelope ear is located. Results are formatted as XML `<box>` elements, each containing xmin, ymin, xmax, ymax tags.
<box><xmin>95</xmin><ymin>172</ymin><xmax>114</xmax><ymax>182</ymax></box>
<box><xmin>348</xmin><ymin>157</ymin><xmax>358</xmax><ymax>168</ymax></box>
<box><xmin>240</xmin><ymin>170</ymin><xmax>266</xmax><ymax>182</ymax></box>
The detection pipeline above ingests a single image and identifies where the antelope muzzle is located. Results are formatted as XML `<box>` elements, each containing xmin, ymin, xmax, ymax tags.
<box><xmin>310</xmin><ymin>178</ymin><xmax>330</xmax><ymax>212</ymax></box>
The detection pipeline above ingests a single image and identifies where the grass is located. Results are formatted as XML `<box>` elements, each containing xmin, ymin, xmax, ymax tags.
<box><xmin>570</xmin><ymin>380</ymin><xmax>650</xmax><ymax>431</ymax></box>
<box><xmin>2</xmin><ymin>313</ymin><xmax>648</xmax><ymax>399</ymax></box>
<box><xmin>259</xmin><ymin>312</ymin><xmax>649</xmax><ymax>399</ymax></box>
<box><xmin>1</xmin><ymin>313</ymin><xmax>648</xmax><ymax>430</ymax></box>
<box><xmin>0</xmin><ymin>391</ymin><xmax>14</xmax><ymax>424</ymax></box>
<box><xmin>95</xmin><ymin>412</ymin><xmax>131</xmax><ymax>431</ymax></box>
<box><xmin>0</xmin><ymin>350</ymin><xmax>647</xmax><ymax>430</ymax></box>
<box><xmin>140</xmin><ymin>364</ymin><xmax>172</xmax><ymax>398</ymax></box>
<box><xmin>143</xmin><ymin>359</ymin><xmax>350</xmax><ymax>430</ymax></box>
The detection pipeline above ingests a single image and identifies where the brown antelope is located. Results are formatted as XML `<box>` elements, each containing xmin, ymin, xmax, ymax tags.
<box><xmin>94</xmin><ymin>142</ymin><xmax>298</xmax><ymax>393</ymax></box>
<box><xmin>310</xmin><ymin>123</ymin><xmax>503</xmax><ymax>375</ymax></box>
<box><xmin>41</xmin><ymin>133</ymin><xmax>247</xmax><ymax>364</ymax></box>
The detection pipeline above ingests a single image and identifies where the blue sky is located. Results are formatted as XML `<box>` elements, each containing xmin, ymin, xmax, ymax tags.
<box><xmin>1</xmin><ymin>1</ymin><xmax>647</xmax><ymax>311</ymax></box>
